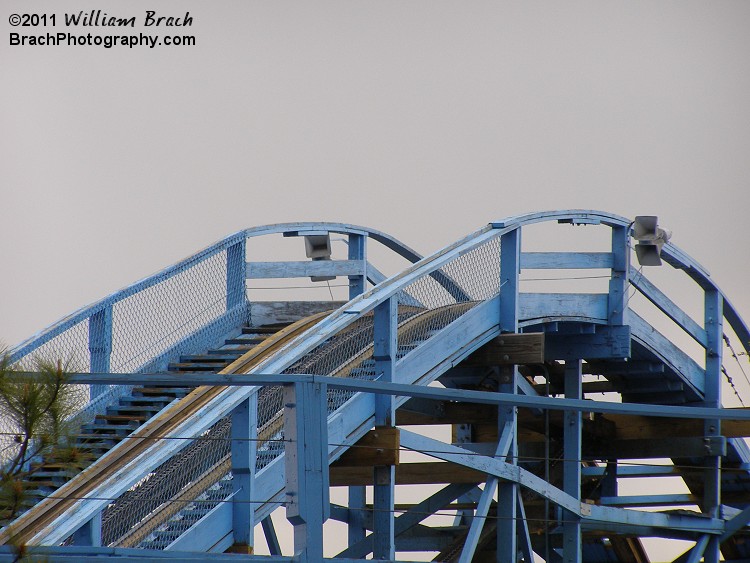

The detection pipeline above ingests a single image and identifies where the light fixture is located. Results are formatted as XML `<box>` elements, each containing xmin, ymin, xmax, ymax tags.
<box><xmin>632</xmin><ymin>216</ymin><xmax>672</xmax><ymax>266</ymax></box>
<box><xmin>304</xmin><ymin>234</ymin><xmax>335</xmax><ymax>282</ymax></box>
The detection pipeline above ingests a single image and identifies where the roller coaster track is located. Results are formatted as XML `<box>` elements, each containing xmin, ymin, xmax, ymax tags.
<box><xmin>0</xmin><ymin>311</ymin><xmax>332</xmax><ymax>546</ymax></box>
<box><xmin>2</xmin><ymin>211</ymin><xmax>749</xmax><ymax>562</ymax></box>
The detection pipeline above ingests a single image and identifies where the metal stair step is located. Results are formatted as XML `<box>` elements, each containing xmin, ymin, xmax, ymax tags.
<box><xmin>132</xmin><ymin>387</ymin><xmax>190</xmax><ymax>397</ymax></box>
<box><xmin>179</xmin><ymin>355</ymin><xmax>233</xmax><ymax>363</ymax></box>
<box><xmin>80</xmin><ymin>424</ymin><xmax>138</xmax><ymax>436</ymax></box>
<box><xmin>224</xmin><ymin>335</ymin><xmax>266</xmax><ymax>345</ymax></box>
<box><xmin>119</xmin><ymin>396</ymin><xmax>173</xmax><ymax>406</ymax></box>
<box><xmin>108</xmin><ymin>405</ymin><xmax>163</xmax><ymax>417</ymax></box>
<box><xmin>94</xmin><ymin>414</ymin><xmax>147</xmax><ymax>424</ymax></box>
<box><xmin>168</xmin><ymin>363</ymin><xmax>225</xmax><ymax>372</ymax></box>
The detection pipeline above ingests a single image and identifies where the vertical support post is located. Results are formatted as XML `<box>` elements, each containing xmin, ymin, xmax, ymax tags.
<box><xmin>498</xmin><ymin>227</ymin><xmax>520</xmax><ymax>562</ymax></box>
<box><xmin>497</xmin><ymin>368</ymin><xmax>518</xmax><ymax>561</ymax></box>
<box><xmin>230</xmin><ymin>394</ymin><xmax>257</xmax><ymax>553</ymax></box>
<box><xmin>347</xmin><ymin>485</ymin><xmax>367</xmax><ymax>547</ymax></box>
<box><xmin>608</xmin><ymin>225</ymin><xmax>629</xmax><ymax>326</ymax></box>
<box><xmin>347</xmin><ymin>232</ymin><xmax>368</xmax><ymax>545</ymax></box>
<box><xmin>348</xmin><ymin>233</ymin><xmax>367</xmax><ymax>300</ymax></box>
<box><xmin>284</xmin><ymin>381</ymin><xmax>329</xmax><ymax>562</ymax></box>
<box><xmin>373</xmin><ymin>297</ymin><xmax>397</xmax><ymax>560</ymax></box>
<box><xmin>226</xmin><ymin>238</ymin><xmax>247</xmax><ymax>311</ymax></box>
<box><xmin>703</xmin><ymin>288</ymin><xmax>723</xmax><ymax>563</ymax></box>
<box><xmin>88</xmin><ymin>306</ymin><xmax>112</xmax><ymax>400</ymax></box>
<box><xmin>601</xmin><ymin>460</ymin><xmax>618</xmax><ymax>498</ymax></box>
<box><xmin>71</xmin><ymin>512</ymin><xmax>102</xmax><ymax>547</ymax></box>
<box><xmin>563</xmin><ymin>359</ymin><xmax>582</xmax><ymax>563</ymax></box>
<box><xmin>452</xmin><ymin>423</ymin><xmax>475</xmax><ymax>528</ymax></box>
<box><xmin>499</xmin><ymin>227</ymin><xmax>520</xmax><ymax>334</ymax></box>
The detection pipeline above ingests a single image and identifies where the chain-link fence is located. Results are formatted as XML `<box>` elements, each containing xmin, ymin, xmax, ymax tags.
<box><xmin>3</xmin><ymin>236</ymin><xmax>248</xmax><ymax>466</ymax></box>
<box><xmin>103</xmin><ymin>233</ymin><xmax>504</xmax><ymax>549</ymax></box>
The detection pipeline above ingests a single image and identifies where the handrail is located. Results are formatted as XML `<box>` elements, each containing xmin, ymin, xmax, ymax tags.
<box><xmin>9</xmin><ymin>223</ymin><xmax>424</xmax><ymax>366</ymax></box>
<box><xmin>7</xmin><ymin>210</ymin><xmax>749</xmax><ymax>549</ymax></box>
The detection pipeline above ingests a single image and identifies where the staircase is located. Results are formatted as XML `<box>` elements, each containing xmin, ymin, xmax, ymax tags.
<box><xmin>23</xmin><ymin>323</ymin><xmax>291</xmax><ymax>506</ymax></box>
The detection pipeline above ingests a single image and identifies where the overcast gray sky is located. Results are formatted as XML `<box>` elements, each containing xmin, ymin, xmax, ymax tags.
<box><xmin>1</xmin><ymin>4</ymin><xmax>749</xmax><ymax>558</ymax></box>
<box><xmin>2</xmin><ymin>1</ymin><xmax>749</xmax><ymax>347</ymax></box>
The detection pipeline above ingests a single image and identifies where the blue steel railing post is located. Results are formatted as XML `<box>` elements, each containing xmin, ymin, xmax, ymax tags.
<box><xmin>348</xmin><ymin>233</ymin><xmax>367</xmax><ymax>300</ymax></box>
<box><xmin>608</xmin><ymin>225</ymin><xmax>629</xmax><ymax>326</ymax></box>
<box><xmin>226</xmin><ymin>238</ymin><xmax>247</xmax><ymax>312</ymax></box>
<box><xmin>347</xmin><ymin>232</ymin><xmax>368</xmax><ymax>546</ymax></box>
<box><xmin>563</xmin><ymin>359</ymin><xmax>583</xmax><ymax>563</ymax></box>
<box><xmin>229</xmin><ymin>394</ymin><xmax>258</xmax><ymax>554</ymax></box>
<box><xmin>88</xmin><ymin>306</ymin><xmax>112</xmax><ymax>399</ymax></box>
<box><xmin>284</xmin><ymin>381</ymin><xmax>329</xmax><ymax>562</ymax></box>
<box><xmin>703</xmin><ymin>288</ymin><xmax>723</xmax><ymax>563</ymax></box>
<box><xmin>373</xmin><ymin>296</ymin><xmax>397</xmax><ymax>560</ymax></box>
<box><xmin>498</xmin><ymin>227</ymin><xmax>520</xmax><ymax>561</ymax></box>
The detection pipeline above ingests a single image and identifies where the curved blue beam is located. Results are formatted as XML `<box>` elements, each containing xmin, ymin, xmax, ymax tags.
<box><xmin>8</xmin><ymin>223</ymin><xmax>425</xmax><ymax>364</ymax></box>
<box><xmin>493</xmin><ymin>210</ymin><xmax>749</xmax><ymax>355</ymax></box>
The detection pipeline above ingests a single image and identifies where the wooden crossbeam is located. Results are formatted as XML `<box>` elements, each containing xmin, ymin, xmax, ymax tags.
<box><xmin>330</xmin><ymin>462</ymin><xmax>485</xmax><ymax>486</ymax></box>
<box><xmin>332</xmin><ymin>427</ymin><xmax>400</xmax><ymax>468</ymax></box>
<box><xmin>465</xmin><ymin>333</ymin><xmax>544</xmax><ymax>366</ymax></box>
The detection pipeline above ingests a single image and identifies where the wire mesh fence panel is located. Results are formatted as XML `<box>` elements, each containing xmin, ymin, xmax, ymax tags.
<box><xmin>113</xmin><ymin>235</ymin><xmax>504</xmax><ymax>549</ymax></box>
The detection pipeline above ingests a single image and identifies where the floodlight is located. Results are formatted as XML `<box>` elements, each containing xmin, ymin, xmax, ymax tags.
<box><xmin>633</xmin><ymin>216</ymin><xmax>672</xmax><ymax>266</ymax></box>
<box><xmin>304</xmin><ymin>234</ymin><xmax>335</xmax><ymax>282</ymax></box>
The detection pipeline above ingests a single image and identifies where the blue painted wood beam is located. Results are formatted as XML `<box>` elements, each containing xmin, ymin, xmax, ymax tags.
<box><xmin>347</xmin><ymin>233</ymin><xmax>367</xmax><ymax>300</ymax></box>
<box><xmin>544</xmin><ymin>325</ymin><xmax>630</xmax><ymax>360</ymax></box>
<box><xmin>230</xmin><ymin>396</ymin><xmax>257</xmax><ymax>551</ymax></box>
<box><xmin>283</xmin><ymin>381</ymin><xmax>329</xmax><ymax>561</ymax></box>
<box><xmin>521</xmin><ymin>252</ymin><xmax>614</xmax><ymax>270</ymax></box>
<box><xmin>563</xmin><ymin>360</ymin><xmax>582</xmax><ymax>563</ymax></box>
<box><xmin>226</xmin><ymin>238</ymin><xmax>246</xmax><ymax>311</ymax></box>
<box><xmin>704</xmin><ymin>288</ymin><xmax>724</xmax><ymax>563</ymax></box>
<box><xmin>497</xmin><ymin>228</ymin><xmax>521</xmax><ymax>559</ymax></box>
<box><xmin>608</xmin><ymin>225</ymin><xmax>628</xmax><ymax>326</ymax></box>
<box><xmin>336</xmin><ymin>483</ymin><xmax>475</xmax><ymax>559</ymax></box>
<box><xmin>373</xmin><ymin>297</ymin><xmax>397</xmax><ymax>560</ymax></box>
<box><xmin>458</xmin><ymin>419</ymin><xmax>515</xmax><ymax>563</ymax></box>
<box><xmin>52</xmin><ymin>371</ymin><xmax>750</xmax><ymax>422</ymax></box>
<box><xmin>88</xmin><ymin>306</ymin><xmax>112</xmax><ymax>399</ymax></box>
<box><xmin>630</xmin><ymin>267</ymin><xmax>708</xmax><ymax>348</ymax></box>
<box><xmin>399</xmin><ymin>429</ymin><xmax>724</xmax><ymax>536</ymax></box>
<box><xmin>246</xmin><ymin>260</ymin><xmax>366</xmax><ymax>279</ymax></box>
<box><xmin>519</xmin><ymin>293</ymin><xmax>609</xmax><ymax>325</ymax></box>
<box><xmin>598</xmin><ymin>494</ymin><xmax>696</xmax><ymax>507</ymax></box>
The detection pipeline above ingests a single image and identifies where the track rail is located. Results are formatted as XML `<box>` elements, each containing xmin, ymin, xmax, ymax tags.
<box><xmin>0</xmin><ymin>312</ymin><xmax>332</xmax><ymax>547</ymax></box>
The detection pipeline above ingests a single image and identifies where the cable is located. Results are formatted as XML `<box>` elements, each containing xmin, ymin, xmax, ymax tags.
<box><xmin>724</xmin><ymin>333</ymin><xmax>750</xmax><ymax>393</ymax></box>
<box><xmin>247</xmin><ymin>284</ymin><xmax>349</xmax><ymax>290</ymax></box>
<box><xmin>520</xmin><ymin>275</ymin><xmax>613</xmax><ymax>282</ymax></box>
<box><xmin>722</xmin><ymin>365</ymin><xmax>745</xmax><ymax>407</ymax></box>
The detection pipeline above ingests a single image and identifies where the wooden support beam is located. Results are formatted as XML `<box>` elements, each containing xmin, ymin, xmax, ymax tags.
<box><xmin>330</xmin><ymin>462</ymin><xmax>485</xmax><ymax>487</ymax></box>
<box><xmin>465</xmin><ymin>333</ymin><xmax>544</xmax><ymax>366</ymax></box>
<box><xmin>332</xmin><ymin>427</ymin><xmax>400</xmax><ymax>468</ymax></box>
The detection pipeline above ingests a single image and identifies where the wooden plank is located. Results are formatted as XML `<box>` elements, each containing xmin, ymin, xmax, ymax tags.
<box><xmin>330</xmin><ymin>462</ymin><xmax>485</xmax><ymax>486</ymax></box>
<box><xmin>332</xmin><ymin>427</ymin><xmax>400</xmax><ymax>467</ymax></box>
<box><xmin>465</xmin><ymin>333</ymin><xmax>544</xmax><ymax>366</ymax></box>
<box><xmin>521</xmin><ymin>252</ymin><xmax>614</xmax><ymax>270</ymax></box>
<box><xmin>630</xmin><ymin>267</ymin><xmax>708</xmax><ymax>348</ymax></box>
<box><xmin>544</xmin><ymin>326</ymin><xmax>630</xmax><ymax>360</ymax></box>
<box><xmin>519</xmin><ymin>293</ymin><xmax>608</xmax><ymax>324</ymax></box>
<box><xmin>246</xmin><ymin>260</ymin><xmax>365</xmax><ymax>279</ymax></box>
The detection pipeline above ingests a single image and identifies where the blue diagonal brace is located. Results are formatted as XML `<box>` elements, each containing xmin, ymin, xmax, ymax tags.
<box><xmin>458</xmin><ymin>419</ymin><xmax>515</xmax><ymax>563</ymax></box>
